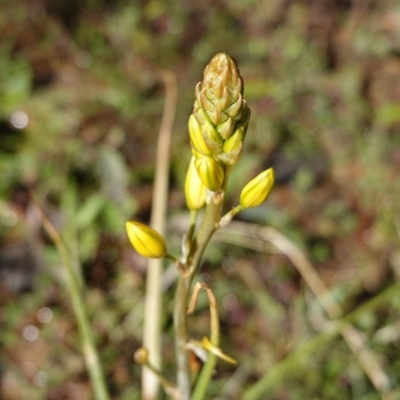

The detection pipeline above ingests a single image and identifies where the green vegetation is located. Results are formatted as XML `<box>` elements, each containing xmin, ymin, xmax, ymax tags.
<box><xmin>1</xmin><ymin>1</ymin><xmax>400</xmax><ymax>399</ymax></box>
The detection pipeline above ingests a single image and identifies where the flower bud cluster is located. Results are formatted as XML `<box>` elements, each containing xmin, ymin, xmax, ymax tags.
<box><xmin>188</xmin><ymin>53</ymin><xmax>250</xmax><ymax>192</ymax></box>
<box><xmin>126</xmin><ymin>54</ymin><xmax>275</xmax><ymax>262</ymax></box>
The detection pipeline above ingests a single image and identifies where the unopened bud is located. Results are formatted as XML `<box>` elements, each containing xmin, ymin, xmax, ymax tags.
<box><xmin>134</xmin><ymin>347</ymin><xmax>149</xmax><ymax>364</ymax></box>
<box><xmin>219</xmin><ymin>127</ymin><xmax>244</xmax><ymax>165</ymax></box>
<box><xmin>191</xmin><ymin>53</ymin><xmax>250</xmax><ymax>166</ymax></box>
<box><xmin>194</xmin><ymin>155</ymin><xmax>224</xmax><ymax>192</ymax></box>
<box><xmin>185</xmin><ymin>157</ymin><xmax>207</xmax><ymax>210</ymax></box>
<box><xmin>240</xmin><ymin>168</ymin><xmax>275</xmax><ymax>208</ymax></box>
<box><xmin>126</xmin><ymin>221</ymin><xmax>167</xmax><ymax>259</ymax></box>
<box><xmin>201</xmin><ymin>120</ymin><xmax>223</xmax><ymax>154</ymax></box>
<box><xmin>188</xmin><ymin>114</ymin><xmax>211</xmax><ymax>156</ymax></box>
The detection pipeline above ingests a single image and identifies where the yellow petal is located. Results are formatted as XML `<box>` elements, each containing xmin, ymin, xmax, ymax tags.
<box><xmin>240</xmin><ymin>168</ymin><xmax>274</xmax><ymax>208</ymax></box>
<box><xmin>126</xmin><ymin>221</ymin><xmax>167</xmax><ymax>259</ymax></box>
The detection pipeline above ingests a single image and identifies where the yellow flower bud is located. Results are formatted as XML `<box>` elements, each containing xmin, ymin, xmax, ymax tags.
<box><xmin>185</xmin><ymin>157</ymin><xmax>207</xmax><ymax>210</ymax></box>
<box><xmin>134</xmin><ymin>347</ymin><xmax>149</xmax><ymax>364</ymax></box>
<box><xmin>218</xmin><ymin>127</ymin><xmax>244</xmax><ymax>165</ymax></box>
<box><xmin>194</xmin><ymin>155</ymin><xmax>224</xmax><ymax>191</ymax></box>
<box><xmin>188</xmin><ymin>114</ymin><xmax>211</xmax><ymax>156</ymax></box>
<box><xmin>200</xmin><ymin>121</ymin><xmax>223</xmax><ymax>154</ymax></box>
<box><xmin>126</xmin><ymin>221</ymin><xmax>167</xmax><ymax>259</ymax></box>
<box><xmin>240</xmin><ymin>168</ymin><xmax>275</xmax><ymax>208</ymax></box>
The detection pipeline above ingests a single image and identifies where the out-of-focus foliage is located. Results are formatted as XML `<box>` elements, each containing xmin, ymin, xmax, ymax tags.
<box><xmin>1</xmin><ymin>0</ymin><xmax>400</xmax><ymax>399</ymax></box>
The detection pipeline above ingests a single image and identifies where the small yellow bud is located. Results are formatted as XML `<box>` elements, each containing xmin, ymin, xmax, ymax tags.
<box><xmin>194</xmin><ymin>155</ymin><xmax>224</xmax><ymax>192</ymax></box>
<box><xmin>185</xmin><ymin>157</ymin><xmax>207</xmax><ymax>210</ymax></box>
<box><xmin>134</xmin><ymin>347</ymin><xmax>149</xmax><ymax>364</ymax></box>
<box><xmin>126</xmin><ymin>221</ymin><xmax>167</xmax><ymax>259</ymax></box>
<box><xmin>240</xmin><ymin>168</ymin><xmax>275</xmax><ymax>208</ymax></box>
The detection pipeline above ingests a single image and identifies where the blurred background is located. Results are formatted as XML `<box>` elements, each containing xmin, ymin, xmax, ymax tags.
<box><xmin>1</xmin><ymin>0</ymin><xmax>400</xmax><ymax>399</ymax></box>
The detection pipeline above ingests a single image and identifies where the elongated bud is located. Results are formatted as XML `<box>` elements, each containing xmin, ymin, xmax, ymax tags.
<box><xmin>194</xmin><ymin>155</ymin><xmax>224</xmax><ymax>191</ymax></box>
<box><xmin>218</xmin><ymin>125</ymin><xmax>246</xmax><ymax>165</ymax></box>
<box><xmin>196</xmin><ymin>53</ymin><xmax>244</xmax><ymax>130</ymax></box>
<box><xmin>185</xmin><ymin>156</ymin><xmax>207</xmax><ymax>210</ymax></box>
<box><xmin>192</xmin><ymin>53</ymin><xmax>250</xmax><ymax>166</ymax></box>
<box><xmin>188</xmin><ymin>114</ymin><xmax>212</xmax><ymax>156</ymax></box>
<box><xmin>201</xmin><ymin>120</ymin><xmax>223</xmax><ymax>154</ymax></box>
<box><xmin>240</xmin><ymin>168</ymin><xmax>275</xmax><ymax>208</ymax></box>
<box><xmin>126</xmin><ymin>221</ymin><xmax>167</xmax><ymax>259</ymax></box>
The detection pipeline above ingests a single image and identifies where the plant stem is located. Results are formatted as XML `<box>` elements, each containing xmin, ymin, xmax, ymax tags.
<box><xmin>173</xmin><ymin>273</ymin><xmax>193</xmax><ymax>400</ymax></box>
<box><xmin>191</xmin><ymin>283</ymin><xmax>220</xmax><ymax>400</ymax></box>
<box><xmin>174</xmin><ymin>189</ymin><xmax>225</xmax><ymax>400</ymax></box>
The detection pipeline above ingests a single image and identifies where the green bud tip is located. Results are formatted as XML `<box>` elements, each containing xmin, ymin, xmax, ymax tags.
<box><xmin>126</xmin><ymin>221</ymin><xmax>167</xmax><ymax>259</ymax></box>
<box><xmin>240</xmin><ymin>168</ymin><xmax>275</xmax><ymax>208</ymax></box>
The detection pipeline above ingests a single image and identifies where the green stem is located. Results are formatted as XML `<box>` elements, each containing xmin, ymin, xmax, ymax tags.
<box><xmin>173</xmin><ymin>273</ymin><xmax>193</xmax><ymax>400</ymax></box>
<box><xmin>38</xmin><ymin>202</ymin><xmax>110</xmax><ymax>400</ymax></box>
<box><xmin>192</xmin><ymin>284</ymin><xmax>220</xmax><ymax>400</ymax></box>
<box><xmin>174</xmin><ymin>189</ymin><xmax>226</xmax><ymax>400</ymax></box>
<box><xmin>192</xmin><ymin>354</ymin><xmax>217</xmax><ymax>400</ymax></box>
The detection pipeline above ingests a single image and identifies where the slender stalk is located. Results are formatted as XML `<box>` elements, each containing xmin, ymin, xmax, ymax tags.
<box><xmin>191</xmin><ymin>283</ymin><xmax>220</xmax><ymax>400</ymax></box>
<box><xmin>142</xmin><ymin>70</ymin><xmax>177</xmax><ymax>399</ymax></box>
<box><xmin>174</xmin><ymin>189</ymin><xmax>226</xmax><ymax>400</ymax></box>
<box><xmin>35</xmin><ymin>200</ymin><xmax>110</xmax><ymax>400</ymax></box>
<box><xmin>173</xmin><ymin>273</ymin><xmax>193</xmax><ymax>400</ymax></box>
